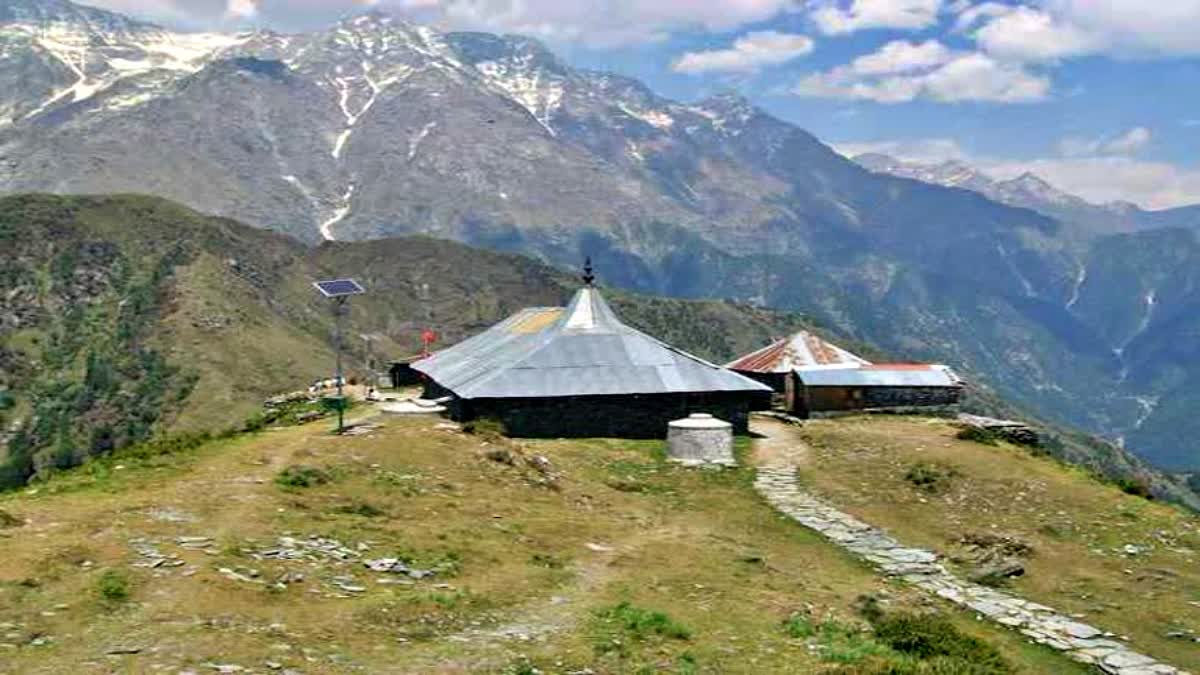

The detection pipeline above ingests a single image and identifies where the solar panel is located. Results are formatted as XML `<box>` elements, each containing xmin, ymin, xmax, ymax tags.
<box><xmin>313</xmin><ymin>278</ymin><xmax>365</xmax><ymax>298</ymax></box>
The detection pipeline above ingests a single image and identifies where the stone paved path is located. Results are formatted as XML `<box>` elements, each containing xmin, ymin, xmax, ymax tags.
<box><xmin>751</xmin><ymin>420</ymin><xmax>1187</xmax><ymax>675</ymax></box>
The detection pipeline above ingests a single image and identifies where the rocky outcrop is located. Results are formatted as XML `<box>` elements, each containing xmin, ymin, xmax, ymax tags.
<box><xmin>958</xmin><ymin>413</ymin><xmax>1041</xmax><ymax>446</ymax></box>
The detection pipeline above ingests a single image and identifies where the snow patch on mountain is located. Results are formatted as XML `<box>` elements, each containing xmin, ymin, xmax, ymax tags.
<box><xmin>407</xmin><ymin>121</ymin><xmax>436</xmax><ymax>161</ymax></box>
<box><xmin>1066</xmin><ymin>263</ymin><xmax>1087</xmax><ymax>310</ymax></box>
<box><xmin>474</xmin><ymin>55</ymin><xmax>563</xmax><ymax>136</ymax></box>
<box><xmin>320</xmin><ymin>183</ymin><xmax>355</xmax><ymax>241</ymax></box>
<box><xmin>617</xmin><ymin>102</ymin><xmax>674</xmax><ymax>130</ymax></box>
<box><xmin>2</xmin><ymin>18</ymin><xmax>248</xmax><ymax>122</ymax></box>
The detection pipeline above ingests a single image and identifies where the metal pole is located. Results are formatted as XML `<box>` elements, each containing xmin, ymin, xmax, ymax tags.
<box><xmin>334</xmin><ymin>297</ymin><xmax>346</xmax><ymax>433</ymax></box>
<box><xmin>362</xmin><ymin>334</ymin><xmax>375</xmax><ymax>396</ymax></box>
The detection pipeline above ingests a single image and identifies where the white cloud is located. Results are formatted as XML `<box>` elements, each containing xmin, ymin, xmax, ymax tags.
<box><xmin>407</xmin><ymin>0</ymin><xmax>802</xmax><ymax>46</ymax></box>
<box><xmin>82</xmin><ymin>0</ymin><xmax>801</xmax><ymax>43</ymax></box>
<box><xmin>810</xmin><ymin>0</ymin><xmax>943</xmax><ymax>35</ymax></box>
<box><xmin>956</xmin><ymin>0</ymin><xmax>1200</xmax><ymax>61</ymax></box>
<box><xmin>794</xmin><ymin>49</ymin><xmax>1049</xmax><ymax>103</ymax></box>
<box><xmin>672</xmin><ymin>31</ymin><xmax>815</xmax><ymax>74</ymax></box>
<box><xmin>970</xmin><ymin>5</ymin><xmax>1103</xmax><ymax>62</ymax></box>
<box><xmin>833</xmin><ymin>137</ymin><xmax>969</xmax><ymax>162</ymax></box>
<box><xmin>1058</xmin><ymin>127</ymin><xmax>1152</xmax><ymax>158</ymax></box>
<box><xmin>850</xmin><ymin>39</ymin><xmax>951</xmax><ymax>74</ymax></box>
<box><xmin>1049</xmin><ymin>0</ymin><xmax>1200</xmax><ymax>56</ymax></box>
<box><xmin>952</xmin><ymin>1</ymin><xmax>1011</xmax><ymax>32</ymax></box>
<box><xmin>225</xmin><ymin>0</ymin><xmax>258</xmax><ymax>19</ymax></box>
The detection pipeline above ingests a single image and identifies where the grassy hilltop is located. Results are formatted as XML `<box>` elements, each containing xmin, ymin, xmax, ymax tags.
<box><xmin>0</xmin><ymin>406</ymin><xmax>1159</xmax><ymax>674</ymax></box>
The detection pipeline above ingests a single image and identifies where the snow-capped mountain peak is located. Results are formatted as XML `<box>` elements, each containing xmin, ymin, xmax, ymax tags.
<box><xmin>0</xmin><ymin>0</ymin><xmax>251</xmax><ymax>123</ymax></box>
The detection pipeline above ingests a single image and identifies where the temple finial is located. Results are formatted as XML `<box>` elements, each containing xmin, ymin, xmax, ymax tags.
<box><xmin>582</xmin><ymin>256</ymin><xmax>596</xmax><ymax>287</ymax></box>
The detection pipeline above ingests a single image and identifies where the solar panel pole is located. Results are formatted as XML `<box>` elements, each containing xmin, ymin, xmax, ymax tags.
<box><xmin>312</xmin><ymin>279</ymin><xmax>364</xmax><ymax>435</ymax></box>
<box><xmin>334</xmin><ymin>296</ymin><xmax>346</xmax><ymax>433</ymax></box>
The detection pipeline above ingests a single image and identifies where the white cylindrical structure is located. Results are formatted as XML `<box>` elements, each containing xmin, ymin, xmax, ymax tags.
<box><xmin>667</xmin><ymin>413</ymin><xmax>735</xmax><ymax>467</ymax></box>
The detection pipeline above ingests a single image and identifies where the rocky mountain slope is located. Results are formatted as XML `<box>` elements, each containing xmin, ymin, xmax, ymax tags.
<box><xmin>0</xmin><ymin>0</ymin><xmax>1197</xmax><ymax>471</ymax></box>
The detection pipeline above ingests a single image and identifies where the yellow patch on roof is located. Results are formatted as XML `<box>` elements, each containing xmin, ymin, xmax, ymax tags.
<box><xmin>509</xmin><ymin>308</ymin><xmax>564</xmax><ymax>334</ymax></box>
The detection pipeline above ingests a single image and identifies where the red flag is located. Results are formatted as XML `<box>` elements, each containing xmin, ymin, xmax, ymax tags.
<box><xmin>421</xmin><ymin>329</ymin><xmax>438</xmax><ymax>357</ymax></box>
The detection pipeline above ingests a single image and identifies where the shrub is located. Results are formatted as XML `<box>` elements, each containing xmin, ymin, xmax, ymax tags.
<box><xmin>784</xmin><ymin>613</ymin><xmax>818</xmax><ymax>638</ymax></box>
<box><xmin>870</xmin><ymin>612</ymin><xmax>1011</xmax><ymax>673</ymax></box>
<box><xmin>503</xmin><ymin>658</ymin><xmax>541</xmax><ymax>675</ymax></box>
<box><xmin>529</xmin><ymin>553</ymin><xmax>567</xmax><ymax>569</ymax></box>
<box><xmin>0</xmin><ymin>508</ymin><xmax>23</xmax><ymax>528</ymax></box>
<box><xmin>241</xmin><ymin>412</ymin><xmax>272</xmax><ymax>433</ymax></box>
<box><xmin>785</xmin><ymin>614</ymin><xmax>897</xmax><ymax>665</ymax></box>
<box><xmin>116</xmin><ymin>431</ymin><xmax>212</xmax><ymax>462</ymax></box>
<box><xmin>593</xmin><ymin>601</ymin><xmax>692</xmax><ymax>652</ymax></box>
<box><xmin>463</xmin><ymin>417</ymin><xmax>508</xmax><ymax>441</ymax></box>
<box><xmin>275</xmin><ymin>465</ymin><xmax>331</xmax><ymax>489</ymax></box>
<box><xmin>334</xmin><ymin>499</ymin><xmax>386</xmax><ymax>517</ymax></box>
<box><xmin>904</xmin><ymin>462</ymin><xmax>959</xmax><ymax>494</ymax></box>
<box><xmin>1114</xmin><ymin>476</ymin><xmax>1154</xmax><ymax>500</ymax></box>
<box><xmin>96</xmin><ymin>569</ymin><xmax>130</xmax><ymax>605</ymax></box>
<box><xmin>955</xmin><ymin>426</ymin><xmax>998</xmax><ymax>445</ymax></box>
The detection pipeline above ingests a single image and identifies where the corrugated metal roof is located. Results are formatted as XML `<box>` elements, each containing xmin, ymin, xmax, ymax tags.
<box><xmin>412</xmin><ymin>287</ymin><xmax>772</xmax><ymax>399</ymax></box>
<box><xmin>726</xmin><ymin>331</ymin><xmax>870</xmax><ymax>373</ymax></box>
<box><xmin>797</xmin><ymin>365</ymin><xmax>961</xmax><ymax>387</ymax></box>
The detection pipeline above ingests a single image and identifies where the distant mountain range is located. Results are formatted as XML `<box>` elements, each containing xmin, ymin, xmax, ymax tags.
<box><xmin>0</xmin><ymin>0</ymin><xmax>1198</xmax><ymax>472</ymax></box>
<box><xmin>854</xmin><ymin>153</ymin><xmax>1200</xmax><ymax>236</ymax></box>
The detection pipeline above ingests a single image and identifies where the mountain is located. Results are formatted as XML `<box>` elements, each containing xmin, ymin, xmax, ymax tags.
<box><xmin>0</xmin><ymin>1</ymin><xmax>1197</xmax><ymax>472</ymax></box>
<box><xmin>854</xmin><ymin>153</ymin><xmax>1200</xmax><ymax>236</ymax></box>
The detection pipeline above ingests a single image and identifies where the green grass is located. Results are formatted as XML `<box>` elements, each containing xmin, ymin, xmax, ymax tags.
<box><xmin>0</xmin><ymin>508</ymin><xmax>22</xmax><ymax>528</ymax></box>
<box><xmin>872</xmin><ymin>612</ymin><xmax>1011</xmax><ymax>672</ymax></box>
<box><xmin>782</xmin><ymin>610</ymin><xmax>1012</xmax><ymax>674</ymax></box>
<box><xmin>331</xmin><ymin>499</ymin><xmax>387</xmax><ymax>518</ymax></box>
<box><xmin>95</xmin><ymin>569</ymin><xmax>131</xmax><ymax>606</ymax></box>
<box><xmin>275</xmin><ymin>465</ymin><xmax>332</xmax><ymax>489</ymax></box>
<box><xmin>591</xmin><ymin>601</ymin><xmax>692</xmax><ymax>658</ymax></box>
<box><xmin>956</xmin><ymin>426</ymin><xmax>1000</xmax><ymax>446</ymax></box>
<box><xmin>904</xmin><ymin>462</ymin><xmax>959</xmax><ymax>494</ymax></box>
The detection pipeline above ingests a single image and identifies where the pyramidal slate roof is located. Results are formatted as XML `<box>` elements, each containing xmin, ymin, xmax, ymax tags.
<box><xmin>412</xmin><ymin>287</ymin><xmax>771</xmax><ymax>399</ymax></box>
<box><xmin>726</xmin><ymin>331</ymin><xmax>871</xmax><ymax>373</ymax></box>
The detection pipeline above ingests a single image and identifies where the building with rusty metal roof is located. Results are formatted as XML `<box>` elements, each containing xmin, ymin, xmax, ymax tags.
<box><xmin>412</xmin><ymin>281</ymin><xmax>771</xmax><ymax>437</ymax></box>
<box><xmin>726</xmin><ymin>331</ymin><xmax>871</xmax><ymax>390</ymax></box>
<box><xmin>728</xmin><ymin>331</ymin><xmax>963</xmax><ymax>416</ymax></box>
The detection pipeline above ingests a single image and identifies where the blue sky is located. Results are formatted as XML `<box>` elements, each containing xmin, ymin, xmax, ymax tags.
<box><xmin>92</xmin><ymin>0</ymin><xmax>1200</xmax><ymax>209</ymax></box>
